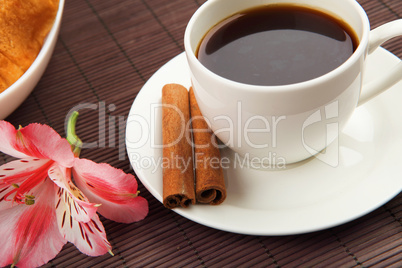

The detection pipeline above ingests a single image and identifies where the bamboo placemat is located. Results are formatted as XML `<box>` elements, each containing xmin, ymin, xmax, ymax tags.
<box><xmin>1</xmin><ymin>0</ymin><xmax>401</xmax><ymax>267</ymax></box>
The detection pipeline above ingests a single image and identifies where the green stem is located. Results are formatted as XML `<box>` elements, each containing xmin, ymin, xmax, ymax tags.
<box><xmin>66</xmin><ymin>111</ymin><xmax>82</xmax><ymax>157</ymax></box>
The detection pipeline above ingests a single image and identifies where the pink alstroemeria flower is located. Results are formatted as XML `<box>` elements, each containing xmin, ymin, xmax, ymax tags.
<box><xmin>0</xmin><ymin>113</ymin><xmax>148</xmax><ymax>268</ymax></box>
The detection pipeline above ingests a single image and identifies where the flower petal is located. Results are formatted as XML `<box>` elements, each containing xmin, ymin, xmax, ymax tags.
<box><xmin>0</xmin><ymin>122</ymin><xmax>74</xmax><ymax>167</ymax></box>
<box><xmin>0</xmin><ymin>178</ymin><xmax>66</xmax><ymax>268</ymax></box>
<box><xmin>0</xmin><ymin>121</ymin><xmax>28</xmax><ymax>159</ymax></box>
<box><xmin>55</xmin><ymin>188</ymin><xmax>112</xmax><ymax>256</ymax></box>
<box><xmin>0</xmin><ymin>158</ymin><xmax>49</xmax><ymax>185</ymax></box>
<box><xmin>73</xmin><ymin>158</ymin><xmax>148</xmax><ymax>223</ymax></box>
<box><xmin>0</xmin><ymin>158</ymin><xmax>51</xmax><ymax>211</ymax></box>
<box><xmin>18</xmin><ymin>123</ymin><xmax>75</xmax><ymax>167</ymax></box>
<box><xmin>49</xmin><ymin>164</ymin><xmax>98</xmax><ymax>222</ymax></box>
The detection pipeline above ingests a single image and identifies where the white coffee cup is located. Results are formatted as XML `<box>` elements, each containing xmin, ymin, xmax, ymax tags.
<box><xmin>184</xmin><ymin>0</ymin><xmax>402</xmax><ymax>165</ymax></box>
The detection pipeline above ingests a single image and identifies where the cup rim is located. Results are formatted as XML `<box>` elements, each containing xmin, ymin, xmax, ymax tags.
<box><xmin>184</xmin><ymin>0</ymin><xmax>370</xmax><ymax>93</ymax></box>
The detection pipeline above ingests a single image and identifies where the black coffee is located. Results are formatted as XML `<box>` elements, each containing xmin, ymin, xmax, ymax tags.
<box><xmin>196</xmin><ymin>5</ymin><xmax>359</xmax><ymax>86</ymax></box>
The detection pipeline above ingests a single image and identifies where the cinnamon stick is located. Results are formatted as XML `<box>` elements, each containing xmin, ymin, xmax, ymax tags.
<box><xmin>189</xmin><ymin>87</ymin><xmax>226</xmax><ymax>205</ymax></box>
<box><xmin>162</xmin><ymin>84</ymin><xmax>195</xmax><ymax>209</ymax></box>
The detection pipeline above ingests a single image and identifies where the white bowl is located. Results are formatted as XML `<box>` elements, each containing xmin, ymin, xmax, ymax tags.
<box><xmin>0</xmin><ymin>0</ymin><xmax>65</xmax><ymax>120</ymax></box>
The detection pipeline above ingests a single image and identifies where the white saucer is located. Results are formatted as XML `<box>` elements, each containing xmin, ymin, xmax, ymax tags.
<box><xmin>126</xmin><ymin>48</ymin><xmax>402</xmax><ymax>235</ymax></box>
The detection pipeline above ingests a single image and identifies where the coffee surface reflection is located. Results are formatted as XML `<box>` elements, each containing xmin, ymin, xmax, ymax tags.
<box><xmin>196</xmin><ymin>5</ymin><xmax>359</xmax><ymax>86</ymax></box>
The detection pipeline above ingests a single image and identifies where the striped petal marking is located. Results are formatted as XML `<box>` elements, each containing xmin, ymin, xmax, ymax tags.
<box><xmin>55</xmin><ymin>185</ymin><xmax>112</xmax><ymax>256</ymax></box>
<box><xmin>49</xmin><ymin>164</ymin><xmax>98</xmax><ymax>223</ymax></box>
<box><xmin>0</xmin><ymin>158</ymin><xmax>51</xmax><ymax>211</ymax></box>
<box><xmin>0</xmin><ymin>178</ymin><xmax>66</xmax><ymax>268</ymax></box>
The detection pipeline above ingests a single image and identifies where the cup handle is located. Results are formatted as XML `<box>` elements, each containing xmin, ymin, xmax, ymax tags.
<box><xmin>358</xmin><ymin>19</ymin><xmax>402</xmax><ymax>106</ymax></box>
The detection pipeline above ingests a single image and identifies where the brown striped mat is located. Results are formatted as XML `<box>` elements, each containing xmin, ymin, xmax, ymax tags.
<box><xmin>1</xmin><ymin>0</ymin><xmax>401</xmax><ymax>267</ymax></box>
